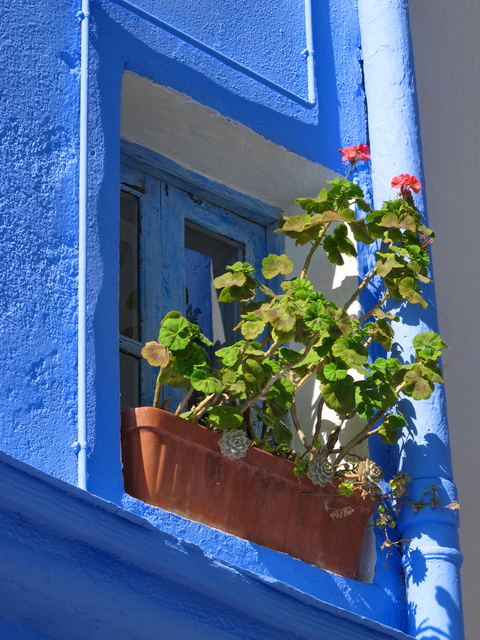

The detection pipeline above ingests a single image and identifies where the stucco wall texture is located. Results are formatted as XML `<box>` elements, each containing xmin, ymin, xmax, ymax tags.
<box><xmin>0</xmin><ymin>2</ymin><xmax>80</xmax><ymax>482</ymax></box>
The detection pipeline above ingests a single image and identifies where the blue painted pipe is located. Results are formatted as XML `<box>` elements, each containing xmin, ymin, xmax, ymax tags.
<box><xmin>357</xmin><ymin>1</ymin><xmax>464</xmax><ymax>638</ymax></box>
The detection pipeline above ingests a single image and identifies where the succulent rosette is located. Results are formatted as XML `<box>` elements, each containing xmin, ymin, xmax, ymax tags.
<box><xmin>358</xmin><ymin>458</ymin><xmax>382</xmax><ymax>488</ymax></box>
<box><xmin>218</xmin><ymin>429</ymin><xmax>250</xmax><ymax>459</ymax></box>
<box><xmin>308</xmin><ymin>456</ymin><xmax>334</xmax><ymax>486</ymax></box>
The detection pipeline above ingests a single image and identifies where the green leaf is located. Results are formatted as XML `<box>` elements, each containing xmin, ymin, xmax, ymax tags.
<box><xmin>213</xmin><ymin>271</ymin><xmax>246</xmax><ymax>288</ymax></box>
<box><xmin>240</xmin><ymin>317</ymin><xmax>265</xmax><ymax>340</ymax></box>
<box><xmin>271</xmin><ymin>327</ymin><xmax>296</xmax><ymax>343</ymax></box>
<box><xmin>176</xmin><ymin>345</ymin><xmax>209</xmax><ymax>378</ymax></box>
<box><xmin>402</xmin><ymin>364</ymin><xmax>435</xmax><ymax>400</ymax></box>
<box><xmin>412</xmin><ymin>331</ymin><xmax>448</xmax><ymax>352</ymax></box>
<box><xmin>321</xmin><ymin>377</ymin><xmax>356</xmax><ymax>414</ymax></box>
<box><xmin>323</xmin><ymin>361</ymin><xmax>349</xmax><ymax>381</ymax></box>
<box><xmin>349</xmin><ymin>220</ymin><xmax>374</xmax><ymax>244</ymax></box>
<box><xmin>221</xmin><ymin>371</ymin><xmax>247</xmax><ymax>396</ymax></box>
<box><xmin>376</xmin><ymin>253</ymin><xmax>404</xmax><ymax>278</ymax></box>
<box><xmin>380</xmin><ymin>212</ymin><xmax>416</xmax><ymax>231</ymax></box>
<box><xmin>190</xmin><ymin>369</ymin><xmax>223</xmax><ymax>394</ymax></box>
<box><xmin>277</xmin><ymin>214</ymin><xmax>312</xmax><ymax>233</ymax></box>
<box><xmin>332</xmin><ymin>337</ymin><xmax>368</xmax><ymax>366</ymax></box>
<box><xmin>263</xmin><ymin>302</ymin><xmax>297</xmax><ymax>333</ymax></box>
<box><xmin>323</xmin><ymin>235</ymin><xmax>344</xmax><ymax>265</ymax></box>
<box><xmin>419</xmin><ymin>362</ymin><xmax>444</xmax><ymax>384</ymax></box>
<box><xmin>378</xmin><ymin>413</ymin><xmax>406</xmax><ymax>444</ymax></box>
<box><xmin>205</xmin><ymin>406</ymin><xmax>245</xmax><ymax>430</ymax></box>
<box><xmin>272</xmin><ymin>420</ymin><xmax>293</xmax><ymax>446</ymax></box>
<box><xmin>216</xmin><ymin>344</ymin><xmax>241</xmax><ymax>367</ymax></box>
<box><xmin>141</xmin><ymin>341</ymin><xmax>170</xmax><ymax>367</ymax></box>
<box><xmin>339</xmin><ymin>208</ymin><xmax>356</xmax><ymax>222</ymax></box>
<box><xmin>241</xmin><ymin>359</ymin><xmax>265</xmax><ymax>390</ymax></box>
<box><xmin>304</xmin><ymin>301</ymin><xmax>331</xmax><ymax>332</ymax></box>
<box><xmin>262</xmin><ymin>254</ymin><xmax>294</xmax><ymax>279</ymax></box>
<box><xmin>333</xmin><ymin>224</ymin><xmax>357</xmax><ymax>257</ymax></box>
<box><xmin>355</xmin><ymin>198</ymin><xmax>371</xmax><ymax>213</ymax></box>
<box><xmin>278</xmin><ymin>346</ymin><xmax>302</xmax><ymax>363</ymax></box>
<box><xmin>282</xmin><ymin>278</ymin><xmax>314</xmax><ymax>300</ymax></box>
<box><xmin>398</xmin><ymin>277</ymin><xmax>428</xmax><ymax>308</ymax></box>
<box><xmin>369</xmin><ymin>318</ymin><xmax>395</xmax><ymax>351</ymax></box>
<box><xmin>159</xmin><ymin>316</ymin><xmax>191</xmax><ymax>351</ymax></box>
<box><xmin>337</xmin><ymin>482</ymin><xmax>354</xmax><ymax>497</ymax></box>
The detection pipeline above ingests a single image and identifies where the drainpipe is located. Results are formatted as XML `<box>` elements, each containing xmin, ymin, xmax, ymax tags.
<box><xmin>303</xmin><ymin>0</ymin><xmax>316</xmax><ymax>104</ymax></box>
<box><xmin>75</xmin><ymin>0</ymin><xmax>90</xmax><ymax>491</ymax></box>
<box><xmin>357</xmin><ymin>1</ymin><xmax>464</xmax><ymax>639</ymax></box>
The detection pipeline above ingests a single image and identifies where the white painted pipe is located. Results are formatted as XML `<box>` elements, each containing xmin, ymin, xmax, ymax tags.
<box><xmin>76</xmin><ymin>0</ymin><xmax>90</xmax><ymax>491</ymax></box>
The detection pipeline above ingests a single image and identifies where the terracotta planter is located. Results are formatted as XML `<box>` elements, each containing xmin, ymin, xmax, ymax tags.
<box><xmin>121</xmin><ymin>407</ymin><xmax>374</xmax><ymax>578</ymax></box>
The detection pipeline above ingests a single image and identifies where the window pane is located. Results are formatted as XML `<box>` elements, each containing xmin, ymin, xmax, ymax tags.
<box><xmin>185</xmin><ymin>222</ymin><xmax>243</xmax><ymax>347</ymax></box>
<box><xmin>119</xmin><ymin>191</ymin><xmax>140</xmax><ymax>341</ymax></box>
<box><xmin>120</xmin><ymin>352</ymin><xmax>140</xmax><ymax>409</ymax></box>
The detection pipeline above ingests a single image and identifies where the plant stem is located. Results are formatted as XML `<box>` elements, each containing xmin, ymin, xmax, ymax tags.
<box><xmin>244</xmin><ymin>406</ymin><xmax>256</xmax><ymax>440</ymax></box>
<box><xmin>238</xmin><ymin>332</ymin><xmax>319</xmax><ymax>414</ymax></box>
<box><xmin>264</xmin><ymin>341</ymin><xmax>281</xmax><ymax>360</ymax></box>
<box><xmin>312</xmin><ymin>397</ymin><xmax>325</xmax><ymax>444</ymax></box>
<box><xmin>294</xmin><ymin>364</ymin><xmax>316</xmax><ymax>393</ymax></box>
<box><xmin>289</xmin><ymin>373</ymin><xmax>309</xmax><ymax>448</ymax></box>
<box><xmin>299</xmin><ymin>224</ymin><xmax>330</xmax><ymax>280</ymax></box>
<box><xmin>174</xmin><ymin>386</ymin><xmax>194</xmax><ymax>415</ymax></box>
<box><xmin>343</xmin><ymin>267</ymin><xmax>378</xmax><ymax>312</ymax></box>
<box><xmin>190</xmin><ymin>392</ymin><xmax>216</xmax><ymax>419</ymax></box>
<box><xmin>358</xmin><ymin>290</ymin><xmax>391</xmax><ymax>323</ymax></box>
<box><xmin>333</xmin><ymin>381</ymin><xmax>406</xmax><ymax>465</ymax></box>
<box><xmin>153</xmin><ymin>371</ymin><xmax>162</xmax><ymax>408</ymax></box>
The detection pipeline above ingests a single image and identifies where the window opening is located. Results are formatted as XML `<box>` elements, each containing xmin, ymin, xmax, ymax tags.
<box><xmin>119</xmin><ymin>162</ymin><xmax>272</xmax><ymax>411</ymax></box>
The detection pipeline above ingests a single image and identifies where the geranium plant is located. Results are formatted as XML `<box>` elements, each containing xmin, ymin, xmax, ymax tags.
<box><xmin>141</xmin><ymin>144</ymin><xmax>451</xmax><ymax>528</ymax></box>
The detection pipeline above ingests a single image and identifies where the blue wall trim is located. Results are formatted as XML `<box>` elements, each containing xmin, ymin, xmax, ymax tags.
<box><xmin>108</xmin><ymin>0</ymin><xmax>315</xmax><ymax>106</ymax></box>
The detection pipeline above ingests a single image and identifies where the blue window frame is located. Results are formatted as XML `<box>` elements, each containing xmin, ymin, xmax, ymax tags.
<box><xmin>119</xmin><ymin>158</ymin><xmax>281</xmax><ymax>410</ymax></box>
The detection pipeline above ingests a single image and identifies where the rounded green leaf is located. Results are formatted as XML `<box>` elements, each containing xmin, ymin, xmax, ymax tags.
<box><xmin>321</xmin><ymin>377</ymin><xmax>356</xmax><ymax>414</ymax></box>
<box><xmin>402</xmin><ymin>364</ymin><xmax>435</xmax><ymax>400</ymax></box>
<box><xmin>213</xmin><ymin>271</ymin><xmax>246</xmax><ymax>289</ymax></box>
<box><xmin>190</xmin><ymin>369</ymin><xmax>223</xmax><ymax>394</ymax></box>
<box><xmin>323</xmin><ymin>362</ymin><xmax>349</xmax><ymax>381</ymax></box>
<box><xmin>412</xmin><ymin>331</ymin><xmax>448</xmax><ymax>352</ymax></box>
<box><xmin>332</xmin><ymin>338</ymin><xmax>368</xmax><ymax>366</ymax></box>
<box><xmin>262</xmin><ymin>254</ymin><xmax>294</xmax><ymax>280</ymax></box>
<box><xmin>304</xmin><ymin>301</ymin><xmax>331</xmax><ymax>332</ymax></box>
<box><xmin>241</xmin><ymin>317</ymin><xmax>265</xmax><ymax>340</ymax></box>
<box><xmin>204</xmin><ymin>406</ymin><xmax>245</xmax><ymax>430</ymax></box>
<box><xmin>159</xmin><ymin>316</ymin><xmax>190</xmax><ymax>350</ymax></box>
<box><xmin>176</xmin><ymin>345</ymin><xmax>208</xmax><ymax>378</ymax></box>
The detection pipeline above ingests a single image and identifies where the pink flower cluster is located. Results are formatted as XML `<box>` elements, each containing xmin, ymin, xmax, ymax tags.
<box><xmin>338</xmin><ymin>144</ymin><xmax>370</xmax><ymax>165</ymax></box>
<box><xmin>391</xmin><ymin>174</ymin><xmax>422</xmax><ymax>197</ymax></box>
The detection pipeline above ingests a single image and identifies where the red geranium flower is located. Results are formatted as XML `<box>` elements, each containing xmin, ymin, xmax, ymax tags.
<box><xmin>391</xmin><ymin>174</ymin><xmax>422</xmax><ymax>197</ymax></box>
<box><xmin>339</xmin><ymin>144</ymin><xmax>371</xmax><ymax>165</ymax></box>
